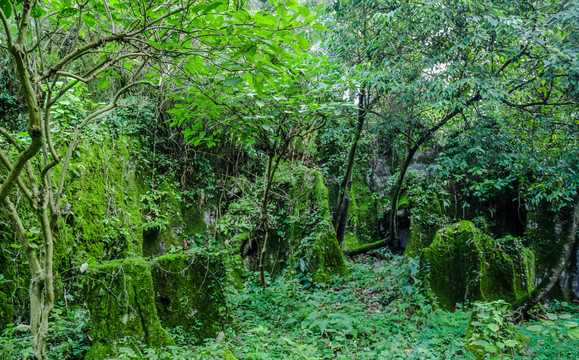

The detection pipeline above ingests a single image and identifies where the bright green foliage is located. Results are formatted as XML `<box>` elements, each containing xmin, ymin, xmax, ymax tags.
<box><xmin>524</xmin><ymin>305</ymin><xmax>579</xmax><ymax>349</ymax></box>
<box><xmin>151</xmin><ymin>251</ymin><xmax>231</xmax><ymax>340</ymax></box>
<box><xmin>466</xmin><ymin>300</ymin><xmax>530</xmax><ymax>359</ymax></box>
<box><xmin>422</xmin><ymin>221</ymin><xmax>534</xmax><ymax>310</ymax></box>
<box><xmin>83</xmin><ymin>258</ymin><xmax>174</xmax><ymax>359</ymax></box>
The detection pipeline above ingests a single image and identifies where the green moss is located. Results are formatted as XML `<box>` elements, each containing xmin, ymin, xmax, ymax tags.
<box><xmin>84</xmin><ymin>258</ymin><xmax>174</xmax><ymax>359</ymax></box>
<box><xmin>0</xmin><ymin>236</ymin><xmax>29</xmax><ymax>328</ymax></box>
<box><xmin>287</xmin><ymin>169</ymin><xmax>349</xmax><ymax>282</ymax></box>
<box><xmin>422</xmin><ymin>221</ymin><xmax>535</xmax><ymax>310</ymax></box>
<box><xmin>181</xmin><ymin>202</ymin><xmax>208</xmax><ymax>235</ymax></box>
<box><xmin>345</xmin><ymin>176</ymin><xmax>378</xmax><ymax>246</ymax></box>
<box><xmin>57</xmin><ymin>136</ymin><xmax>145</xmax><ymax>263</ymax></box>
<box><xmin>405</xmin><ymin>195</ymin><xmax>443</xmax><ymax>258</ymax></box>
<box><xmin>151</xmin><ymin>251</ymin><xmax>231</xmax><ymax>340</ymax></box>
<box><xmin>342</xmin><ymin>232</ymin><xmax>360</xmax><ymax>251</ymax></box>
<box><xmin>143</xmin><ymin>182</ymin><xmax>186</xmax><ymax>257</ymax></box>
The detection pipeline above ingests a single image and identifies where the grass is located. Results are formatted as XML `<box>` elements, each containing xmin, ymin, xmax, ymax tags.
<box><xmin>1</xmin><ymin>252</ymin><xmax>578</xmax><ymax>359</ymax></box>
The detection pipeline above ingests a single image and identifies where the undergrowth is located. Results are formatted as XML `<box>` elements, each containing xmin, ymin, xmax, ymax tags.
<box><xmin>1</xmin><ymin>253</ymin><xmax>578</xmax><ymax>359</ymax></box>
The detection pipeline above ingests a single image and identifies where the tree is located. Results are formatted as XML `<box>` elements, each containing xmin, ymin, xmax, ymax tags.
<box><xmin>0</xmin><ymin>0</ymin><xmax>309</xmax><ymax>356</ymax></box>
<box><xmin>171</xmin><ymin>53</ymin><xmax>346</xmax><ymax>287</ymax></box>
<box><xmin>322</xmin><ymin>0</ymin><xmax>579</xmax><ymax>247</ymax></box>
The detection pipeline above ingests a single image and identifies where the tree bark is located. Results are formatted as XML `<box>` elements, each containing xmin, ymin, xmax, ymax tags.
<box><xmin>389</xmin><ymin>145</ymin><xmax>420</xmax><ymax>239</ymax></box>
<box><xmin>511</xmin><ymin>196</ymin><xmax>579</xmax><ymax>318</ymax></box>
<box><xmin>258</xmin><ymin>151</ymin><xmax>284</xmax><ymax>289</ymax></box>
<box><xmin>334</xmin><ymin>89</ymin><xmax>366</xmax><ymax>244</ymax></box>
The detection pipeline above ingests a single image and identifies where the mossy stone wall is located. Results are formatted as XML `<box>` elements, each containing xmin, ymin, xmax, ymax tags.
<box><xmin>57</xmin><ymin>136</ymin><xmax>145</xmax><ymax>264</ymax></box>
<box><xmin>84</xmin><ymin>258</ymin><xmax>174</xmax><ymax>359</ymax></box>
<box><xmin>151</xmin><ymin>252</ymin><xmax>231</xmax><ymax>340</ymax></box>
<box><xmin>286</xmin><ymin>167</ymin><xmax>349</xmax><ymax>282</ymax></box>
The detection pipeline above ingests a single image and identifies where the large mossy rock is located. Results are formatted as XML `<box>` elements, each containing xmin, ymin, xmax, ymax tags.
<box><xmin>151</xmin><ymin>252</ymin><xmax>230</xmax><ymax>340</ymax></box>
<box><xmin>525</xmin><ymin>203</ymin><xmax>578</xmax><ymax>300</ymax></box>
<box><xmin>405</xmin><ymin>195</ymin><xmax>443</xmax><ymax>257</ymax></box>
<box><xmin>57</xmin><ymin>137</ymin><xmax>145</xmax><ymax>264</ymax></box>
<box><xmin>84</xmin><ymin>258</ymin><xmax>174</xmax><ymax>359</ymax></box>
<box><xmin>287</xmin><ymin>167</ymin><xmax>349</xmax><ymax>282</ymax></box>
<box><xmin>422</xmin><ymin>221</ymin><xmax>534</xmax><ymax>310</ymax></box>
<box><xmin>342</xmin><ymin>176</ymin><xmax>379</xmax><ymax>251</ymax></box>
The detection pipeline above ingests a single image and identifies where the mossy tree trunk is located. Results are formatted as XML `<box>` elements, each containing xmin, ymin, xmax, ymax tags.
<box><xmin>334</xmin><ymin>87</ymin><xmax>380</xmax><ymax>245</ymax></box>
<box><xmin>511</xmin><ymin>196</ymin><xmax>579</xmax><ymax>318</ymax></box>
<box><xmin>334</xmin><ymin>89</ymin><xmax>366</xmax><ymax>245</ymax></box>
<box><xmin>258</xmin><ymin>150</ymin><xmax>286</xmax><ymax>288</ymax></box>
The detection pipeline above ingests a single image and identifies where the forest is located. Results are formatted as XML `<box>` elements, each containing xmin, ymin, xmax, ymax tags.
<box><xmin>0</xmin><ymin>0</ymin><xmax>578</xmax><ymax>359</ymax></box>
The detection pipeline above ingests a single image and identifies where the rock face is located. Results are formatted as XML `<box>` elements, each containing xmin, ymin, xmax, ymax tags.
<box><xmin>421</xmin><ymin>221</ymin><xmax>534</xmax><ymax>310</ymax></box>
<box><xmin>286</xmin><ymin>168</ymin><xmax>350</xmax><ymax>282</ymax></box>
<box><xmin>84</xmin><ymin>258</ymin><xmax>175</xmax><ymax>359</ymax></box>
<box><xmin>221</xmin><ymin>165</ymin><xmax>349</xmax><ymax>283</ymax></box>
<box><xmin>405</xmin><ymin>195</ymin><xmax>443</xmax><ymax>258</ymax></box>
<box><xmin>151</xmin><ymin>252</ymin><xmax>230</xmax><ymax>340</ymax></box>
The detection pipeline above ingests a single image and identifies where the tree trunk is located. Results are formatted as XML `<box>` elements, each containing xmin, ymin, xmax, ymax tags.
<box><xmin>258</xmin><ymin>151</ymin><xmax>284</xmax><ymax>289</ymax></box>
<box><xmin>389</xmin><ymin>145</ymin><xmax>420</xmax><ymax>240</ymax></box>
<box><xmin>511</xmin><ymin>196</ymin><xmax>579</xmax><ymax>319</ymax></box>
<box><xmin>334</xmin><ymin>89</ymin><xmax>366</xmax><ymax>244</ymax></box>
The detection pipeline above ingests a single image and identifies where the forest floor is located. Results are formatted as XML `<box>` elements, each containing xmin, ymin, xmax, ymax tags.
<box><xmin>1</xmin><ymin>252</ymin><xmax>578</xmax><ymax>359</ymax></box>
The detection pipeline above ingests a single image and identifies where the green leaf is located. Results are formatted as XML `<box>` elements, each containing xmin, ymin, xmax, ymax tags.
<box><xmin>526</xmin><ymin>324</ymin><xmax>544</xmax><ymax>332</ymax></box>
<box><xmin>471</xmin><ymin>340</ymin><xmax>490</xmax><ymax>347</ymax></box>
<box><xmin>487</xmin><ymin>323</ymin><xmax>500</xmax><ymax>332</ymax></box>
<box><xmin>224</xmin><ymin>77</ymin><xmax>243</xmax><ymax>87</ymax></box>
<box><xmin>256</xmin><ymin>100</ymin><xmax>265</xmax><ymax>108</ymax></box>
<box><xmin>296</xmin><ymin>35</ymin><xmax>309</xmax><ymax>49</ymax></box>
<box><xmin>504</xmin><ymin>340</ymin><xmax>518</xmax><ymax>347</ymax></box>
<box><xmin>246</xmin><ymin>45</ymin><xmax>257</xmax><ymax>59</ymax></box>
<box><xmin>31</xmin><ymin>5</ymin><xmax>46</xmax><ymax>18</ymax></box>
<box><xmin>568</xmin><ymin>327</ymin><xmax>579</xmax><ymax>340</ymax></box>
<box><xmin>0</xmin><ymin>0</ymin><xmax>12</xmax><ymax>19</ymax></box>
<box><xmin>58</xmin><ymin>7</ymin><xmax>77</xmax><ymax>18</ymax></box>
<box><xmin>99</xmin><ymin>79</ymin><xmax>109</xmax><ymax>90</ymax></box>
<box><xmin>202</xmin><ymin>1</ymin><xmax>222</xmax><ymax>14</ymax></box>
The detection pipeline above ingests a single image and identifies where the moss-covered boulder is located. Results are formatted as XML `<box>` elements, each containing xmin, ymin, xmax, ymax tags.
<box><xmin>84</xmin><ymin>258</ymin><xmax>174</xmax><ymax>359</ymax></box>
<box><xmin>151</xmin><ymin>252</ymin><xmax>231</xmax><ymax>340</ymax></box>
<box><xmin>405</xmin><ymin>196</ymin><xmax>443</xmax><ymax>257</ymax></box>
<box><xmin>422</xmin><ymin>221</ymin><xmax>534</xmax><ymax>310</ymax></box>
<box><xmin>57</xmin><ymin>136</ymin><xmax>145</xmax><ymax>264</ymax></box>
<box><xmin>287</xmin><ymin>168</ymin><xmax>349</xmax><ymax>282</ymax></box>
<box><xmin>342</xmin><ymin>176</ymin><xmax>378</xmax><ymax>250</ymax></box>
<box><xmin>524</xmin><ymin>203</ymin><xmax>576</xmax><ymax>300</ymax></box>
